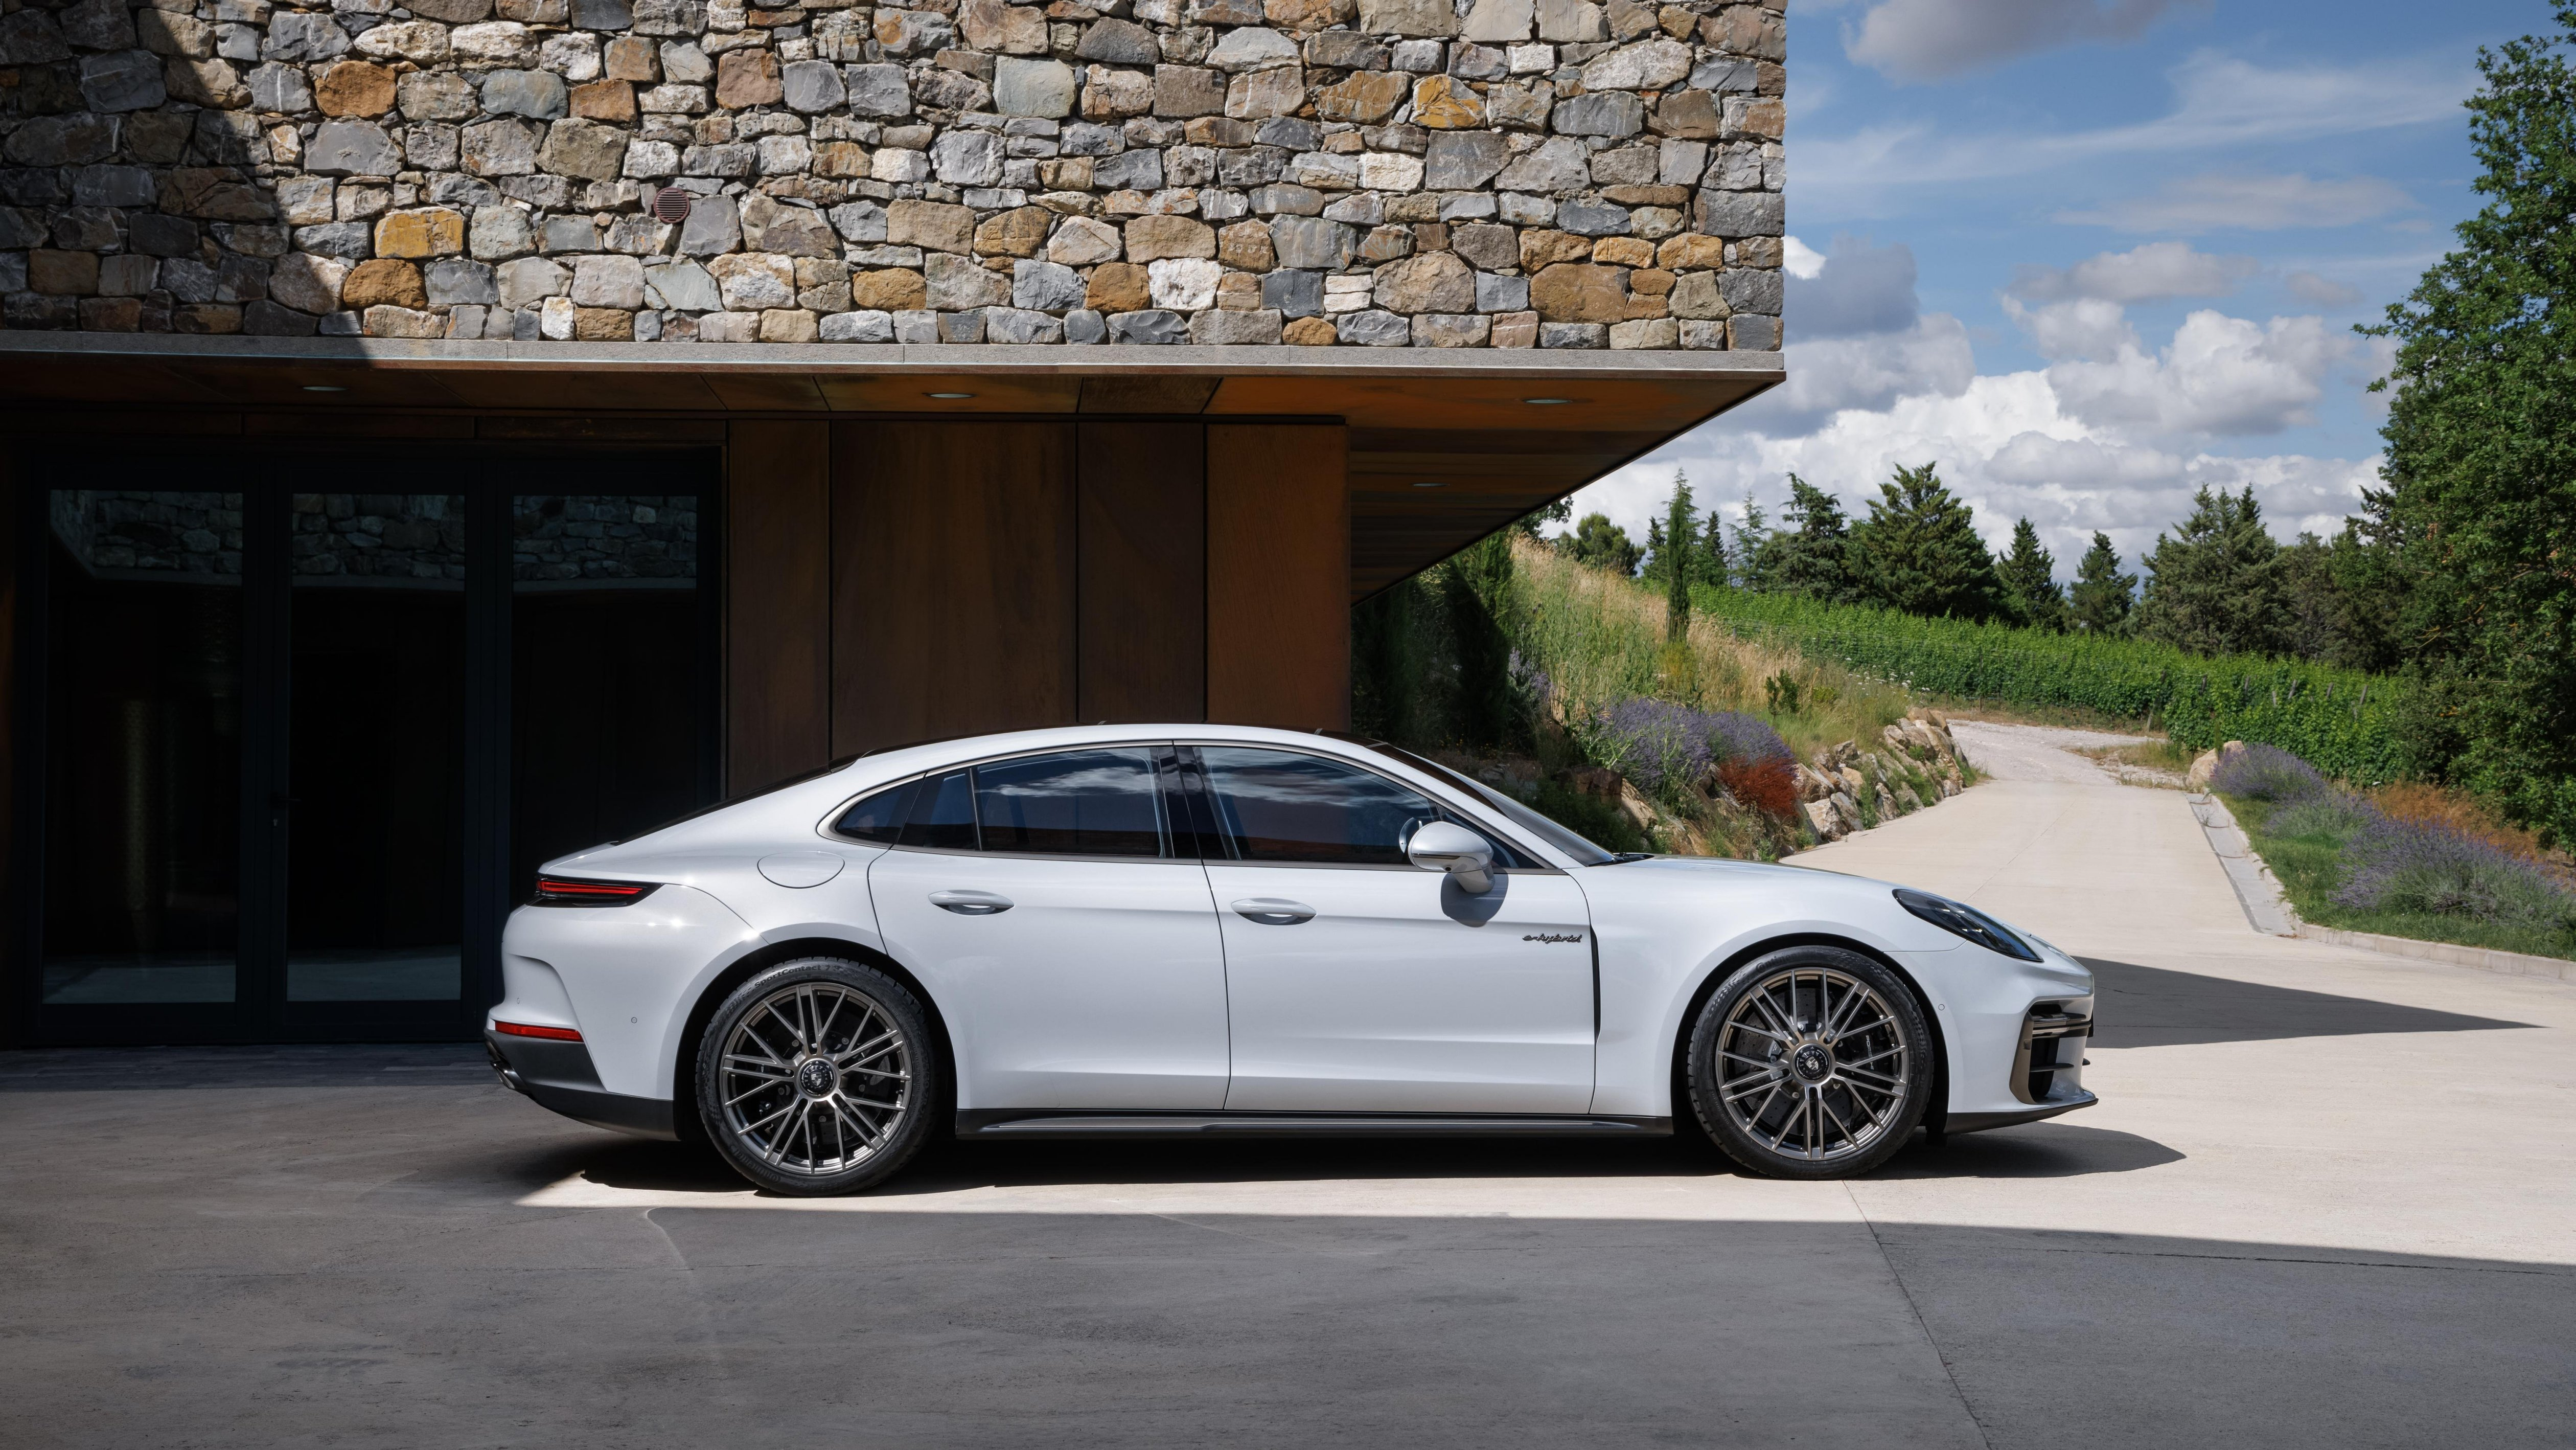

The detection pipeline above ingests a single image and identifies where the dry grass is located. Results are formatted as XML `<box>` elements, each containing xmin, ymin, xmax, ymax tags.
<box><xmin>1513</xmin><ymin>539</ymin><xmax>1910</xmax><ymax>760</ymax></box>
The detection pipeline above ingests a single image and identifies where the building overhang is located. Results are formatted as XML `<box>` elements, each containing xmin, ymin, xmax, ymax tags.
<box><xmin>0</xmin><ymin>332</ymin><xmax>1781</xmax><ymax>598</ymax></box>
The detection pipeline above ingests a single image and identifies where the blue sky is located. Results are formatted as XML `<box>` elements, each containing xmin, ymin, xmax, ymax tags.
<box><xmin>1558</xmin><ymin>0</ymin><xmax>2543</xmax><ymax>578</ymax></box>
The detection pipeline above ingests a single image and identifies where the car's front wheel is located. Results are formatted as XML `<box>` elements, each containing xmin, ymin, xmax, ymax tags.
<box><xmin>695</xmin><ymin>957</ymin><xmax>939</xmax><ymax>1195</ymax></box>
<box><xmin>1685</xmin><ymin>946</ymin><xmax>1933</xmax><ymax>1179</ymax></box>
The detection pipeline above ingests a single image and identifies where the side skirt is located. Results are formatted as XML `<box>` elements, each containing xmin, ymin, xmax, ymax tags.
<box><xmin>955</xmin><ymin>1110</ymin><xmax>1673</xmax><ymax>1140</ymax></box>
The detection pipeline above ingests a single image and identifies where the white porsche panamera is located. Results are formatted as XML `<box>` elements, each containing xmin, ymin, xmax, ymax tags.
<box><xmin>486</xmin><ymin>724</ymin><xmax>2097</xmax><ymax>1192</ymax></box>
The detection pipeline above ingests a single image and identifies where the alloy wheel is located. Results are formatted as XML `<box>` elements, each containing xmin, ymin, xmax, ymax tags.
<box><xmin>1711</xmin><ymin>965</ymin><xmax>1912</xmax><ymax>1164</ymax></box>
<box><xmin>716</xmin><ymin>981</ymin><xmax>912</xmax><ymax>1177</ymax></box>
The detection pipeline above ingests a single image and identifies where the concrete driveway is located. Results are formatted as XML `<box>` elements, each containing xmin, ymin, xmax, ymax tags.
<box><xmin>4</xmin><ymin>725</ymin><xmax>2570</xmax><ymax>1449</ymax></box>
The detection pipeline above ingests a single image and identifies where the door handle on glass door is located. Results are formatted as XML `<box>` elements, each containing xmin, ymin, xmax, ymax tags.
<box><xmin>1231</xmin><ymin>898</ymin><xmax>1315</xmax><ymax>925</ymax></box>
<box><xmin>929</xmin><ymin>889</ymin><xmax>1013</xmax><ymax>915</ymax></box>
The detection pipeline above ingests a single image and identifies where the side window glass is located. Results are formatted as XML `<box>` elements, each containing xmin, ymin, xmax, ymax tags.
<box><xmin>1198</xmin><ymin>747</ymin><xmax>1440</xmax><ymax>866</ymax></box>
<box><xmin>833</xmin><ymin>779</ymin><xmax>918</xmax><ymax>844</ymax></box>
<box><xmin>899</xmin><ymin>769</ymin><xmax>977</xmax><ymax>850</ymax></box>
<box><xmin>973</xmin><ymin>748</ymin><xmax>1167</xmax><ymax>858</ymax></box>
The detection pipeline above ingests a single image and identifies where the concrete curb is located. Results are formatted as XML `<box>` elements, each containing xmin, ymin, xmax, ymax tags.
<box><xmin>2185</xmin><ymin>794</ymin><xmax>2299</xmax><ymax>936</ymax></box>
<box><xmin>2187</xmin><ymin>793</ymin><xmax>2576</xmax><ymax>985</ymax></box>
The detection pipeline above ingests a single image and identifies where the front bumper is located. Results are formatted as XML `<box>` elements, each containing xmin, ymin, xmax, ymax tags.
<box><xmin>1945</xmin><ymin>1000</ymin><xmax>2097</xmax><ymax>1136</ymax></box>
<box><xmin>485</xmin><ymin>1029</ymin><xmax>678</xmax><ymax>1141</ymax></box>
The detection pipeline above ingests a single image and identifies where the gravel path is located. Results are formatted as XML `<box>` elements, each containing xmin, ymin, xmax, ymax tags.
<box><xmin>1947</xmin><ymin>719</ymin><xmax>2161</xmax><ymax>784</ymax></box>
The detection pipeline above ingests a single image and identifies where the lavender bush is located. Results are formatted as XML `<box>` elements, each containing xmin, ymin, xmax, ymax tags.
<box><xmin>1594</xmin><ymin>699</ymin><xmax>1797</xmax><ymax>802</ymax></box>
<box><xmin>2209</xmin><ymin>743</ymin><xmax>2332</xmax><ymax>803</ymax></box>
<box><xmin>2219</xmin><ymin>744</ymin><xmax>2576</xmax><ymax>934</ymax></box>
<box><xmin>2333</xmin><ymin>814</ymin><xmax>2576</xmax><ymax>929</ymax></box>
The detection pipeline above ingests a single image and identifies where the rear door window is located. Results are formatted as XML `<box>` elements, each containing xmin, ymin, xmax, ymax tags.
<box><xmin>972</xmin><ymin>748</ymin><xmax>1170</xmax><ymax>858</ymax></box>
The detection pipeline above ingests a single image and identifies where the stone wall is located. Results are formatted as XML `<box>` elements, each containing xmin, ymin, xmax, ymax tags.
<box><xmin>46</xmin><ymin>490</ymin><xmax>695</xmax><ymax>582</ymax></box>
<box><xmin>0</xmin><ymin>0</ymin><xmax>1782</xmax><ymax>347</ymax></box>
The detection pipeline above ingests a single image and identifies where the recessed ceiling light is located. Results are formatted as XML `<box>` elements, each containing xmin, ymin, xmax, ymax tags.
<box><xmin>1412</xmin><ymin>480</ymin><xmax>1447</xmax><ymax>488</ymax></box>
<box><xmin>303</xmin><ymin>384</ymin><xmax>346</xmax><ymax>392</ymax></box>
<box><xmin>1522</xmin><ymin>397</ymin><xmax>1573</xmax><ymax>405</ymax></box>
<box><xmin>926</xmin><ymin>391</ymin><xmax>975</xmax><ymax>399</ymax></box>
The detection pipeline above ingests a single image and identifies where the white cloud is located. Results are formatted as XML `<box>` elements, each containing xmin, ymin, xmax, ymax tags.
<box><xmin>1553</xmin><ymin>301</ymin><xmax>2381</xmax><ymax>574</ymax></box>
<box><xmin>2057</xmin><ymin>172</ymin><xmax>2418</xmax><ymax>232</ymax></box>
<box><xmin>1800</xmin><ymin>53</ymin><xmax>2465</xmax><ymax>214</ymax></box>
<box><xmin>2044</xmin><ymin>310</ymin><xmax>2355</xmax><ymax>435</ymax></box>
<box><xmin>2286</xmin><ymin>270</ymin><xmax>2365</xmax><ymax>307</ymax></box>
<box><xmin>2001</xmin><ymin>296</ymin><xmax>2137</xmax><ymax>360</ymax></box>
<box><xmin>1844</xmin><ymin>0</ymin><xmax>2209</xmax><ymax>82</ymax></box>
<box><xmin>1782</xmin><ymin>235</ymin><xmax>1828</xmax><ymax>280</ymax></box>
<box><xmin>2009</xmin><ymin>241</ymin><xmax>2258</xmax><ymax>303</ymax></box>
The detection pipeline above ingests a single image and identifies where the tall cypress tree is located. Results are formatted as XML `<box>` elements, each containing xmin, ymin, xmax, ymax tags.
<box><xmin>1995</xmin><ymin>518</ymin><xmax>2066</xmax><ymax>631</ymax></box>
<box><xmin>2133</xmin><ymin>486</ymin><xmax>2286</xmax><ymax>657</ymax></box>
<box><xmin>1660</xmin><ymin>471</ymin><xmax>1696</xmax><ymax>640</ymax></box>
<box><xmin>2368</xmin><ymin>1</ymin><xmax>2576</xmax><ymax>841</ymax></box>
<box><xmin>2068</xmin><ymin>532</ymin><xmax>2136</xmax><ymax>636</ymax></box>
<box><xmin>1729</xmin><ymin>489</ymin><xmax>1772</xmax><ymax>591</ymax></box>
<box><xmin>1849</xmin><ymin>462</ymin><xmax>2006</xmax><ymax>621</ymax></box>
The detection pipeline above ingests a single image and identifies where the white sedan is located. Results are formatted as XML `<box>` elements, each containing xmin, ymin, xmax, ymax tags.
<box><xmin>486</xmin><ymin>724</ymin><xmax>2097</xmax><ymax>1192</ymax></box>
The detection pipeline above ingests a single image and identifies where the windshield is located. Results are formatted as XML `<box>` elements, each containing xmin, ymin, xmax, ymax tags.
<box><xmin>1362</xmin><ymin>742</ymin><xmax>1621</xmax><ymax>867</ymax></box>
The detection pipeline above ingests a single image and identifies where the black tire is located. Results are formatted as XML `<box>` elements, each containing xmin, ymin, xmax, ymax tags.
<box><xmin>694</xmin><ymin>957</ymin><xmax>941</xmax><ymax>1196</ymax></box>
<box><xmin>1685</xmin><ymin>945</ymin><xmax>1934</xmax><ymax>1180</ymax></box>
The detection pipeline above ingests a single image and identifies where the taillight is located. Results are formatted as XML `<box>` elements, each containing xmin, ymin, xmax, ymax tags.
<box><xmin>494</xmin><ymin>1020</ymin><xmax>583</xmax><ymax>1041</ymax></box>
<box><xmin>531</xmin><ymin>876</ymin><xmax>659</xmax><ymax>907</ymax></box>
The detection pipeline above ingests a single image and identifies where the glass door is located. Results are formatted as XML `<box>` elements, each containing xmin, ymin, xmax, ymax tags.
<box><xmin>281</xmin><ymin>492</ymin><xmax>470</xmax><ymax>1019</ymax></box>
<box><xmin>13</xmin><ymin>451</ymin><xmax>720</xmax><ymax>1045</ymax></box>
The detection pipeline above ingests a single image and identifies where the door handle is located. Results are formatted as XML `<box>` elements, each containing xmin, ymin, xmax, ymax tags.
<box><xmin>1231</xmin><ymin>898</ymin><xmax>1315</xmax><ymax>926</ymax></box>
<box><xmin>929</xmin><ymin>889</ymin><xmax>1013</xmax><ymax>915</ymax></box>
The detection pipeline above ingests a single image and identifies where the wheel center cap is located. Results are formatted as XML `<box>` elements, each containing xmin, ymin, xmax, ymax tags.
<box><xmin>1790</xmin><ymin>1044</ymin><xmax>1833</xmax><ymax>1082</ymax></box>
<box><xmin>796</xmin><ymin>1059</ymin><xmax>837</xmax><ymax>1098</ymax></box>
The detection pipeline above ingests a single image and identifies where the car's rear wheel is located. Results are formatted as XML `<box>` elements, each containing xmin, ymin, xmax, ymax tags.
<box><xmin>1685</xmin><ymin>946</ymin><xmax>1933</xmax><ymax>1179</ymax></box>
<box><xmin>695</xmin><ymin>957</ymin><xmax>939</xmax><ymax>1195</ymax></box>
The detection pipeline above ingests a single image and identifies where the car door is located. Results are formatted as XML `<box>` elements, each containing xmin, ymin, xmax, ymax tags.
<box><xmin>1191</xmin><ymin>745</ymin><xmax>1597</xmax><ymax>1114</ymax></box>
<box><xmin>863</xmin><ymin>745</ymin><xmax>1230</xmax><ymax>1112</ymax></box>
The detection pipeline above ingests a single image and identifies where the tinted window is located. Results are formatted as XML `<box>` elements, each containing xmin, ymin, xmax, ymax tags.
<box><xmin>1364</xmin><ymin>743</ymin><xmax>1612</xmax><ymax>866</ymax></box>
<box><xmin>974</xmin><ymin>749</ymin><xmax>1167</xmax><ymax>857</ymax></box>
<box><xmin>833</xmin><ymin>779</ymin><xmax>919</xmax><ymax>844</ymax></box>
<box><xmin>1199</xmin><ymin>748</ymin><xmax>1444</xmax><ymax>866</ymax></box>
<box><xmin>900</xmin><ymin>770</ymin><xmax>977</xmax><ymax>850</ymax></box>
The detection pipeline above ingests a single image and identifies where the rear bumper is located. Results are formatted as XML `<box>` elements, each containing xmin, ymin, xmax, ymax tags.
<box><xmin>484</xmin><ymin>1029</ymin><xmax>678</xmax><ymax>1141</ymax></box>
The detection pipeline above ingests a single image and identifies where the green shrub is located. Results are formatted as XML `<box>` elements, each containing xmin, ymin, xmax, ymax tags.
<box><xmin>1694</xmin><ymin>583</ymin><xmax>2414</xmax><ymax>786</ymax></box>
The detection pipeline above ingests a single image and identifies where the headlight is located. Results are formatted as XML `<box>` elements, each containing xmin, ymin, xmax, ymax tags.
<box><xmin>1894</xmin><ymin>888</ymin><xmax>2040</xmax><ymax>961</ymax></box>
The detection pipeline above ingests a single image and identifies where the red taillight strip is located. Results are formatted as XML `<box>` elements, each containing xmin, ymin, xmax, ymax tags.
<box><xmin>536</xmin><ymin>877</ymin><xmax>650</xmax><ymax>898</ymax></box>
<box><xmin>494</xmin><ymin>1021</ymin><xmax>583</xmax><ymax>1042</ymax></box>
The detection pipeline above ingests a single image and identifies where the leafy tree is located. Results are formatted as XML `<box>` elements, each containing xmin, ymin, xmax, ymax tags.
<box><xmin>1568</xmin><ymin>512</ymin><xmax>1643</xmax><ymax>576</ymax></box>
<box><xmin>2067</xmin><ymin>532</ymin><xmax>2137</xmax><ymax>636</ymax></box>
<box><xmin>1515</xmin><ymin>495</ymin><xmax>1573</xmax><ymax>537</ymax></box>
<box><xmin>2134</xmin><ymin>486</ymin><xmax>2286</xmax><ymax>657</ymax></box>
<box><xmin>1995</xmin><ymin>518</ymin><xmax>2066</xmax><ymax>631</ymax></box>
<box><xmin>1848</xmin><ymin>462</ymin><xmax>2006</xmax><ymax>621</ymax></box>
<box><xmin>2366</xmin><ymin>1</ymin><xmax>2576</xmax><ymax>842</ymax></box>
<box><xmin>2278</xmin><ymin>523</ymin><xmax>2407</xmax><ymax>672</ymax></box>
<box><xmin>1750</xmin><ymin>474</ymin><xmax>1856</xmax><ymax>602</ymax></box>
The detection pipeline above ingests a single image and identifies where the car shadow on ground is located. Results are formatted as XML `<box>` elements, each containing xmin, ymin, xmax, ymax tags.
<box><xmin>2080</xmin><ymin>957</ymin><xmax>2535</xmax><ymax>1047</ymax></box>
<box><xmin>515</xmin><ymin>1112</ymin><xmax>2182</xmax><ymax>1202</ymax></box>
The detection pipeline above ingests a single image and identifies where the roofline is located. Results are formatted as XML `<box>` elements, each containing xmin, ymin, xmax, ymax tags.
<box><xmin>0</xmin><ymin>330</ymin><xmax>1784</xmax><ymax>383</ymax></box>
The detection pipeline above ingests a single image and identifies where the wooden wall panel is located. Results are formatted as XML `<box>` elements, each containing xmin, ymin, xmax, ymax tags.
<box><xmin>725</xmin><ymin>420</ymin><xmax>833</xmax><ymax>792</ymax></box>
<box><xmin>1206</xmin><ymin>424</ymin><xmax>1349</xmax><ymax>730</ymax></box>
<box><xmin>1077</xmin><ymin>422</ymin><xmax>1205</xmax><ymax>724</ymax></box>
<box><xmin>831</xmin><ymin>421</ymin><xmax>1078</xmax><ymax>755</ymax></box>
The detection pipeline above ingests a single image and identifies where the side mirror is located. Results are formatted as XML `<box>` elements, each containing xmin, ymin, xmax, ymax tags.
<box><xmin>1407</xmin><ymin>820</ymin><xmax>1495</xmax><ymax>895</ymax></box>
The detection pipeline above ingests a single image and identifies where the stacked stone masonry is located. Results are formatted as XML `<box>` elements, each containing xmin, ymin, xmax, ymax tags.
<box><xmin>0</xmin><ymin>0</ymin><xmax>1782</xmax><ymax>346</ymax></box>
